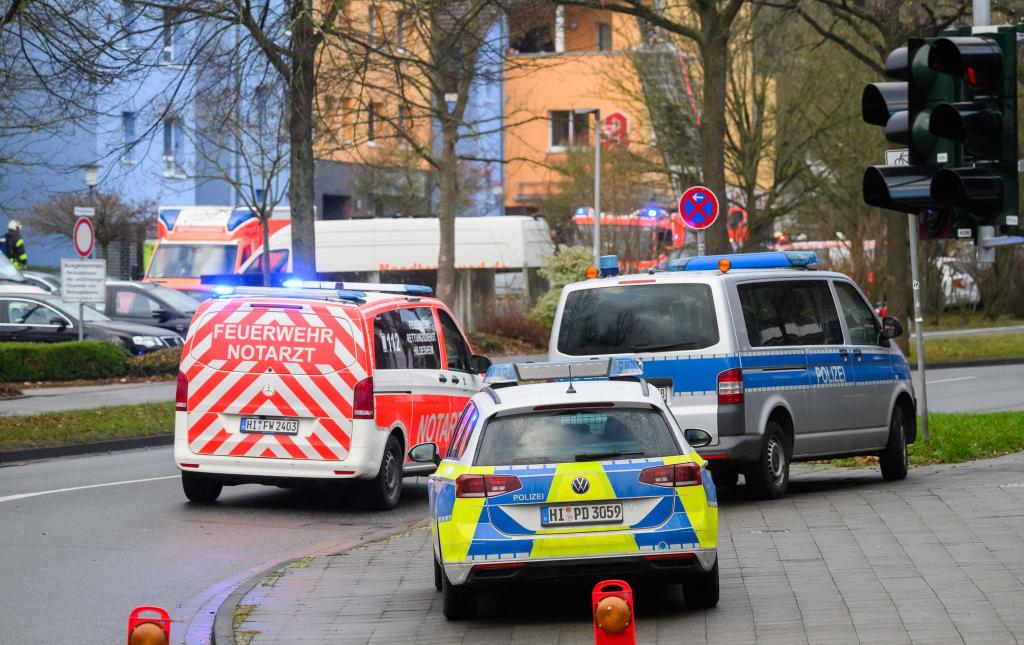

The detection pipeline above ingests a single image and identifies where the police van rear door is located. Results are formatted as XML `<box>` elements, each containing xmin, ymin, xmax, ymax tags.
<box><xmin>184</xmin><ymin>297</ymin><xmax>367</xmax><ymax>461</ymax></box>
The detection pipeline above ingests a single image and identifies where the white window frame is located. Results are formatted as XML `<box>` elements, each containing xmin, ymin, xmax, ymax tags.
<box><xmin>548</xmin><ymin>110</ymin><xmax>590</xmax><ymax>152</ymax></box>
<box><xmin>163</xmin><ymin>117</ymin><xmax>185</xmax><ymax>178</ymax></box>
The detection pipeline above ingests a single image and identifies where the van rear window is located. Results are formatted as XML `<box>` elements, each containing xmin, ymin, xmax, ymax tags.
<box><xmin>557</xmin><ymin>284</ymin><xmax>718</xmax><ymax>355</ymax></box>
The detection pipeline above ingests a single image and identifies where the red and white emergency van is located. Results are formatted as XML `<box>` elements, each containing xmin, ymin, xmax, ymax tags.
<box><xmin>174</xmin><ymin>281</ymin><xmax>491</xmax><ymax>509</ymax></box>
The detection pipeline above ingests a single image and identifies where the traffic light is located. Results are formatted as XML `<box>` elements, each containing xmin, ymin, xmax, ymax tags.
<box><xmin>927</xmin><ymin>30</ymin><xmax>1019</xmax><ymax>230</ymax></box>
<box><xmin>861</xmin><ymin>27</ymin><xmax>1021</xmax><ymax>238</ymax></box>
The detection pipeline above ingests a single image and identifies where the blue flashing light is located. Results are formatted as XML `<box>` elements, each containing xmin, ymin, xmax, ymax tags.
<box><xmin>212</xmin><ymin>285</ymin><xmax>234</xmax><ymax>296</ymax></box>
<box><xmin>282</xmin><ymin>279</ymin><xmax>304</xmax><ymax>289</ymax></box>
<box><xmin>227</xmin><ymin>209</ymin><xmax>256</xmax><ymax>231</ymax></box>
<box><xmin>598</xmin><ymin>255</ymin><xmax>620</xmax><ymax>277</ymax></box>
<box><xmin>667</xmin><ymin>251</ymin><xmax>820</xmax><ymax>272</ymax></box>
<box><xmin>484</xmin><ymin>363</ymin><xmax>520</xmax><ymax>385</ymax></box>
<box><xmin>158</xmin><ymin>209</ymin><xmax>181</xmax><ymax>231</ymax></box>
<box><xmin>646</xmin><ymin>209</ymin><xmax>658</xmax><ymax>218</ymax></box>
<box><xmin>609</xmin><ymin>356</ymin><xmax>644</xmax><ymax>378</ymax></box>
<box><xmin>335</xmin><ymin>289</ymin><xmax>368</xmax><ymax>301</ymax></box>
<box><xmin>403</xmin><ymin>284</ymin><xmax>433</xmax><ymax>295</ymax></box>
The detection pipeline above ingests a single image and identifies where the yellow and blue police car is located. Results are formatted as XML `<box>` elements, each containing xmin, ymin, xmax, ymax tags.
<box><xmin>408</xmin><ymin>357</ymin><xmax>719</xmax><ymax>620</ymax></box>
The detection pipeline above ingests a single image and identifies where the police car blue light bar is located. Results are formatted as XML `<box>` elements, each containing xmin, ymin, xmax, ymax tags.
<box><xmin>484</xmin><ymin>356</ymin><xmax>644</xmax><ymax>385</ymax></box>
<box><xmin>667</xmin><ymin>251</ymin><xmax>820</xmax><ymax>272</ymax></box>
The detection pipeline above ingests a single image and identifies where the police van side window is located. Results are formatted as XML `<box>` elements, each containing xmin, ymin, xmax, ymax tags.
<box><xmin>738</xmin><ymin>281</ymin><xmax>842</xmax><ymax>347</ymax></box>
<box><xmin>835</xmin><ymin>282</ymin><xmax>880</xmax><ymax>345</ymax></box>
<box><xmin>372</xmin><ymin>308</ymin><xmax>441</xmax><ymax>370</ymax></box>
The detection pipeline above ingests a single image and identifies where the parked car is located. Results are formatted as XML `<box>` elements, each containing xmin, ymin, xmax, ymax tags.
<box><xmin>101</xmin><ymin>280</ymin><xmax>199</xmax><ymax>334</ymax></box>
<box><xmin>21</xmin><ymin>271</ymin><xmax>61</xmax><ymax>293</ymax></box>
<box><xmin>936</xmin><ymin>257</ymin><xmax>981</xmax><ymax>309</ymax></box>
<box><xmin>0</xmin><ymin>292</ymin><xmax>183</xmax><ymax>353</ymax></box>
<box><xmin>0</xmin><ymin>256</ymin><xmax>47</xmax><ymax>294</ymax></box>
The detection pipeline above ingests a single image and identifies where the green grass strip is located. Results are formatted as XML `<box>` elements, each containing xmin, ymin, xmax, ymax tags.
<box><xmin>0</xmin><ymin>402</ymin><xmax>174</xmax><ymax>451</ymax></box>
<box><xmin>910</xmin><ymin>333</ymin><xmax>1024</xmax><ymax>365</ymax></box>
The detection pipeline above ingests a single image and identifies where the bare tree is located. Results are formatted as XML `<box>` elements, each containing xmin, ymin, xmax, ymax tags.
<box><xmin>27</xmin><ymin>189</ymin><xmax>153</xmax><ymax>260</ymax></box>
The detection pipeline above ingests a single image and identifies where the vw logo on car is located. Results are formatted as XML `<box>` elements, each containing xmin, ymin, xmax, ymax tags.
<box><xmin>571</xmin><ymin>476</ymin><xmax>591</xmax><ymax>495</ymax></box>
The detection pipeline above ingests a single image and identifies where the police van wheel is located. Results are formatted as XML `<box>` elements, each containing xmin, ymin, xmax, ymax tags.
<box><xmin>433</xmin><ymin>556</ymin><xmax>443</xmax><ymax>591</ymax></box>
<box><xmin>181</xmin><ymin>472</ymin><xmax>222</xmax><ymax>503</ymax></box>
<box><xmin>364</xmin><ymin>436</ymin><xmax>403</xmax><ymax>510</ymax></box>
<box><xmin>441</xmin><ymin>570</ymin><xmax>477</xmax><ymax>620</ymax></box>
<box><xmin>745</xmin><ymin>423</ymin><xmax>789</xmax><ymax>499</ymax></box>
<box><xmin>879</xmin><ymin>407</ymin><xmax>909</xmax><ymax>481</ymax></box>
<box><xmin>682</xmin><ymin>561</ymin><xmax>719</xmax><ymax>609</ymax></box>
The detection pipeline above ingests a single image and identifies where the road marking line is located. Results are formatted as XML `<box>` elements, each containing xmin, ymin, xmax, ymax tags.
<box><xmin>925</xmin><ymin>376</ymin><xmax>978</xmax><ymax>385</ymax></box>
<box><xmin>0</xmin><ymin>475</ymin><xmax>178</xmax><ymax>504</ymax></box>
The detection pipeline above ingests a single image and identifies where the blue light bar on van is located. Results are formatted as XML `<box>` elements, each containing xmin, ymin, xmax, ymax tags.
<box><xmin>278</xmin><ymin>280</ymin><xmax>432</xmax><ymax>295</ymax></box>
<box><xmin>227</xmin><ymin>208</ymin><xmax>257</xmax><ymax>231</ymax></box>
<box><xmin>599</xmin><ymin>255</ymin><xmax>620</xmax><ymax>277</ymax></box>
<box><xmin>216</xmin><ymin>286</ymin><xmax>367</xmax><ymax>302</ymax></box>
<box><xmin>667</xmin><ymin>251</ymin><xmax>820</xmax><ymax>272</ymax></box>
<box><xmin>483</xmin><ymin>357</ymin><xmax>644</xmax><ymax>385</ymax></box>
<box><xmin>158</xmin><ymin>209</ymin><xmax>181</xmax><ymax>231</ymax></box>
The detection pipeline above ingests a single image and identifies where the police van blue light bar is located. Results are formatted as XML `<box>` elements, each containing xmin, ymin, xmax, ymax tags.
<box><xmin>599</xmin><ymin>255</ymin><xmax>620</xmax><ymax>277</ymax></box>
<box><xmin>484</xmin><ymin>356</ymin><xmax>644</xmax><ymax>385</ymax></box>
<box><xmin>667</xmin><ymin>251</ymin><xmax>820</xmax><ymax>272</ymax></box>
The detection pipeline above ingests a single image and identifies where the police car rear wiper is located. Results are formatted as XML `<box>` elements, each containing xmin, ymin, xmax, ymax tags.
<box><xmin>574</xmin><ymin>450</ymin><xmax>644</xmax><ymax>462</ymax></box>
<box><xmin>631</xmin><ymin>341</ymin><xmax>697</xmax><ymax>352</ymax></box>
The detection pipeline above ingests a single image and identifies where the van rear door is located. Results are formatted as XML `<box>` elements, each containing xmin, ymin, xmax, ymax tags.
<box><xmin>181</xmin><ymin>298</ymin><xmax>368</xmax><ymax>461</ymax></box>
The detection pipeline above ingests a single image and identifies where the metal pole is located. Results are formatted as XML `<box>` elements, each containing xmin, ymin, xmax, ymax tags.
<box><xmin>908</xmin><ymin>214</ymin><xmax>929</xmax><ymax>443</ymax></box>
<box><xmin>697</xmin><ymin>230</ymin><xmax>705</xmax><ymax>256</ymax></box>
<box><xmin>78</xmin><ymin>303</ymin><xmax>85</xmax><ymax>341</ymax></box>
<box><xmin>593</xmin><ymin>110</ymin><xmax>601</xmax><ymax>266</ymax></box>
<box><xmin>973</xmin><ymin>0</ymin><xmax>990</xmax><ymax>26</ymax></box>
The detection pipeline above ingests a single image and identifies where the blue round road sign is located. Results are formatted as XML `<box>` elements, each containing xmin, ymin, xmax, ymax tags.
<box><xmin>678</xmin><ymin>186</ymin><xmax>720</xmax><ymax>231</ymax></box>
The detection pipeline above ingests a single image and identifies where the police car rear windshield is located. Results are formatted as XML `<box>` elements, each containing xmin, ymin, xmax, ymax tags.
<box><xmin>474</xmin><ymin>408</ymin><xmax>680</xmax><ymax>466</ymax></box>
<box><xmin>558</xmin><ymin>284</ymin><xmax>718</xmax><ymax>355</ymax></box>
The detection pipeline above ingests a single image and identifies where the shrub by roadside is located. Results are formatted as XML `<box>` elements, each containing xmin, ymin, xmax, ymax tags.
<box><xmin>128</xmin><ymin>346</ymin><xmax>182</xmax><ymax>376</ymax></box>
<box><xmin>0</xmin><ymin>341</ymin><xmax>129</xmax><ymax>382</ymax></box>
<box><xmin>531</xmin><ymin>246</ymin><xmax>592</xmax><ymax>329</ymax></box>
<box><xmin>468</xmin><ymin>309</ymin><xmax>549</xmax><ymax>356</ymax></box>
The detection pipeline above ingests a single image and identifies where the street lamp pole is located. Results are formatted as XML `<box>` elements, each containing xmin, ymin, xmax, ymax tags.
<box><xmin>575</xmin><ymin>108</ymin><xmax>601</xmax><ymax>266</ymax></box>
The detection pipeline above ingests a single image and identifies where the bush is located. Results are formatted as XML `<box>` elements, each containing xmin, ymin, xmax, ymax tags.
<box><xmin>127</xmin><ymin>346</ymin><xmax>182</xmax><ymax>376</ymax></box>
<box><xmin>530</xmin><ymin>246</ymin><xmax>594</xmax><ymax>329</ymax></box>
<box><xmin>0</xmin><ymin>341</ymin><xmax>130</xmax><ymax>382</ymax></box>
<box><xmin>476</xmin><ymin>308</ymin><xmax>549</xmax><ymax>350</ymax></box>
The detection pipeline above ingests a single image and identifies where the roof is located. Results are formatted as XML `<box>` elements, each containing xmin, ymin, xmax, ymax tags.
<box><xmin>473</xmin><ymin>379</ymin><xmax>662</xmax><ymax>416</ymax></box>
<box><xmin>563</xmin><ymin>267</ymin><xmax>852</xmax><ymax>292</ymax></box>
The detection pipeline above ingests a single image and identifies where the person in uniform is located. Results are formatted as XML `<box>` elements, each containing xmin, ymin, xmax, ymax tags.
<box><xmin>5</xmin><ymin>220</ymin><xmax>27</xmax><ymax>269</ymax></box>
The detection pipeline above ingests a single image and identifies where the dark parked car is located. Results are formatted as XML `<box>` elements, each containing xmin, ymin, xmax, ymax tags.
<box><xmin>0</xmin><ymin>292</ymin><xmax>182</xmax><ymax>353</ymax></box>
<box><xmin>102</xmin><ymin>280</ymin><xmax>198</xmax><ymax>334</ymax></box>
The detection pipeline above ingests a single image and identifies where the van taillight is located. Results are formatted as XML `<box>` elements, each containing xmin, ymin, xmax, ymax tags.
<box><xmin>175</xmin><ymin>371</ymin><xmax>188</xmax><ymax>412</ymax></box>
<box><xmin>717</xmin><ymin>368</ymin><xmax>744</xmax><ymax>405</ymax></box>
<box><xmin>455</xmin><ymin>474</ymin><xmax>523</xmax><ymax>498</ymax></box>
<box><xmin>639</xmin><ymin>463</ymin><xmax>702</xmax><ymax>487</ymax></box>
<box><xmin>353</xmin><ymin>377</ymin><xmax>374</xmax><ymax>419</ymax></box>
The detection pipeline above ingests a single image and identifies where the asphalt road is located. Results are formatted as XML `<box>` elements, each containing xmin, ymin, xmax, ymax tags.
<box><xmin>0</xmin><ymin>447</ymin><xmax>429</xmax><ymax>645</ymax></box>
<box><xmin>914</xmin><ymin>363</ymin><xmax>1024</xmax><ymax>414</ymax></box>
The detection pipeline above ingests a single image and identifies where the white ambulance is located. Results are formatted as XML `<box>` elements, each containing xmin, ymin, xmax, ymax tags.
<box><xmin>174</xmin><ymin>282</ymin><xmax>491</xmax><ymax>509</ymax></box>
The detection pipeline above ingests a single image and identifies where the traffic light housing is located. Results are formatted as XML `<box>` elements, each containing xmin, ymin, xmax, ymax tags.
<box><xmin>861</xmin><ymin>26</ymin><xmax>1021</xmax><ymax>238</ymax></box>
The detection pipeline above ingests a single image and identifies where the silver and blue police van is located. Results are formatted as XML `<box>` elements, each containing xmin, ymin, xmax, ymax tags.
<box><xmin>548</xmin><ymin>252</ymin><xmax>916</xmax><ymax>499</ymax></box>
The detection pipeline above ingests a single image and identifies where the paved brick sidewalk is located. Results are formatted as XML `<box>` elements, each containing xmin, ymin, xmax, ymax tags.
<box><xmin>233</xmin><ymin>456</ymin><xmax>1024</xmax><ymax>644</ymax></box>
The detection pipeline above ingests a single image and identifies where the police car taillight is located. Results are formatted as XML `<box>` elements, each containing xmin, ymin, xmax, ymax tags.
<box><xmin>717</xmin><ymin>368</ymin><xmax>744</xmax><ymax>405</ymax></box>
<box><xmin>455</xmin><ymin>474</ymin><xmax>522</xmax><ymax>498</ymax></box>
<box><xmin>638</xmin><ymin>463</ymin><xmax>701</xmax><ymax>487</ymax></box>
<box><xmin>353</xmin><ymin>377</ymin><xmax>374</xmax><ymax>419</ymax></box>
<box><xmin>175</xmin><ymin>371</ymin><xmax>188</xmax><ymax>412</ymax></box>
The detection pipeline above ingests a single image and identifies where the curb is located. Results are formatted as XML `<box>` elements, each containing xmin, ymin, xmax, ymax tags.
<box><xmin>0</xmin><ymin>433</ymin><xmax>173</xmax><ymax>464</ymax></box>
<box><xmin>211</xmin><ymin>520</ymin><xmax>429</xmax><ymax>645</ymax></box>
<box><xmin>910</xmin><ymin>357</ymin><xmax>1024</xmax><ymax>370</ymax></box>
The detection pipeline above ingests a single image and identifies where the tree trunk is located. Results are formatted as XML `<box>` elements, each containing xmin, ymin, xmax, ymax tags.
<box><xmin>436</xmin><ymin>120</ymin><xmax>459</xmax><ymax>305</ymax></box>
<box><xmin>885</xmin><ymin>214</ymin><xmax>912</xmax><ymax>353</ymax></box>
<box><xmin>287</xmin><ymin>0</ymin><xmax>317</xmax><ymax>279</ymax></box>
<box><xmin>260</xmin><ymin>213</ymin><xmax>272</xmax><ymax>287</ymax></box>
<box><xmin>697</xmin><ymin>21</ymin><xmax>731</xmax><ymax>255</ymax></box>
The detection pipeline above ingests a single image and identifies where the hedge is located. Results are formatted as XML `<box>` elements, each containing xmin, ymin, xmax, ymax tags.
<box><xmin>127</xmin><ymin>346</ymin><xmax>182</xmax><ymax>376</ymax></box>
<box><xmin>0</xmin><ymin>341</ymin><xmax>130</xmax><ymax>382</ymax></box>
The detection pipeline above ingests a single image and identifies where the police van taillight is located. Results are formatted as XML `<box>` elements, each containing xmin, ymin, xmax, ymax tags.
<box><xmin>717</xmin><ymin>368</ymin><xmax>744</xmax><ymax>405</ymax></box>
<box><xmin>175</xmin><ymin>371</ymin><xmax>188</xmax><ymax>412</ymax></box>
<box><xmin>455</xmin><ymin>474</ymin><xmax>522</xmax><ymax>498</ymax></box>
<box><xmin>353</xmin><ymin>377</ymin><xmax>374</xmax><ymax>419</ymax></box>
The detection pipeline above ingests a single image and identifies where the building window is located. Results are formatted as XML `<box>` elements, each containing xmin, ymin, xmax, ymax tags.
<box><xmin>368</xmin><ymin>5</ymin><xmax>377</xmax><ymax>43</ymax></box>
<box><xmin>122</xmin><ymin>112</ymin><xmax>136</xmax><ymax>163</ymax></box>
<box><xmin>121</xmin><ymin>1</ymin><xmax>139</xmax><ymax>49</ymax></box>
<box><xmin>161</xmin><ymin>8</ymin><xmax>176</xmax><ymax>63</ymax></box>
<box><xmin>163</xmin><ymin>117</ymin><xmax>184</xmax><ymax>177</ymax></box>
<box><xmin>597</xmin><ymin>23</ymin><xmax>612</xmax><ymax>52</ymax></box>
<box><xmin>397</xmin><ymin>104</ymin><xmax>411</xmax><ymax>140</ymax></box>
<box><xmin>395</xmin><ymin>11</ymin><xmax>408</xmax><ymax>51</ymax></box>
<box><xmin>341</xmin><ymin>98</ymin><xmax>355</xmax><ymax>142</ymax></box>
<box><xmin>367</xmin><ymin>101</ymin><xmax>377</xmax><ymax>143</ymax></box>
<box><xmin>550</xmin><ymin>110</ymin><xmax>591</xmax><ymax>148</ymax></box>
